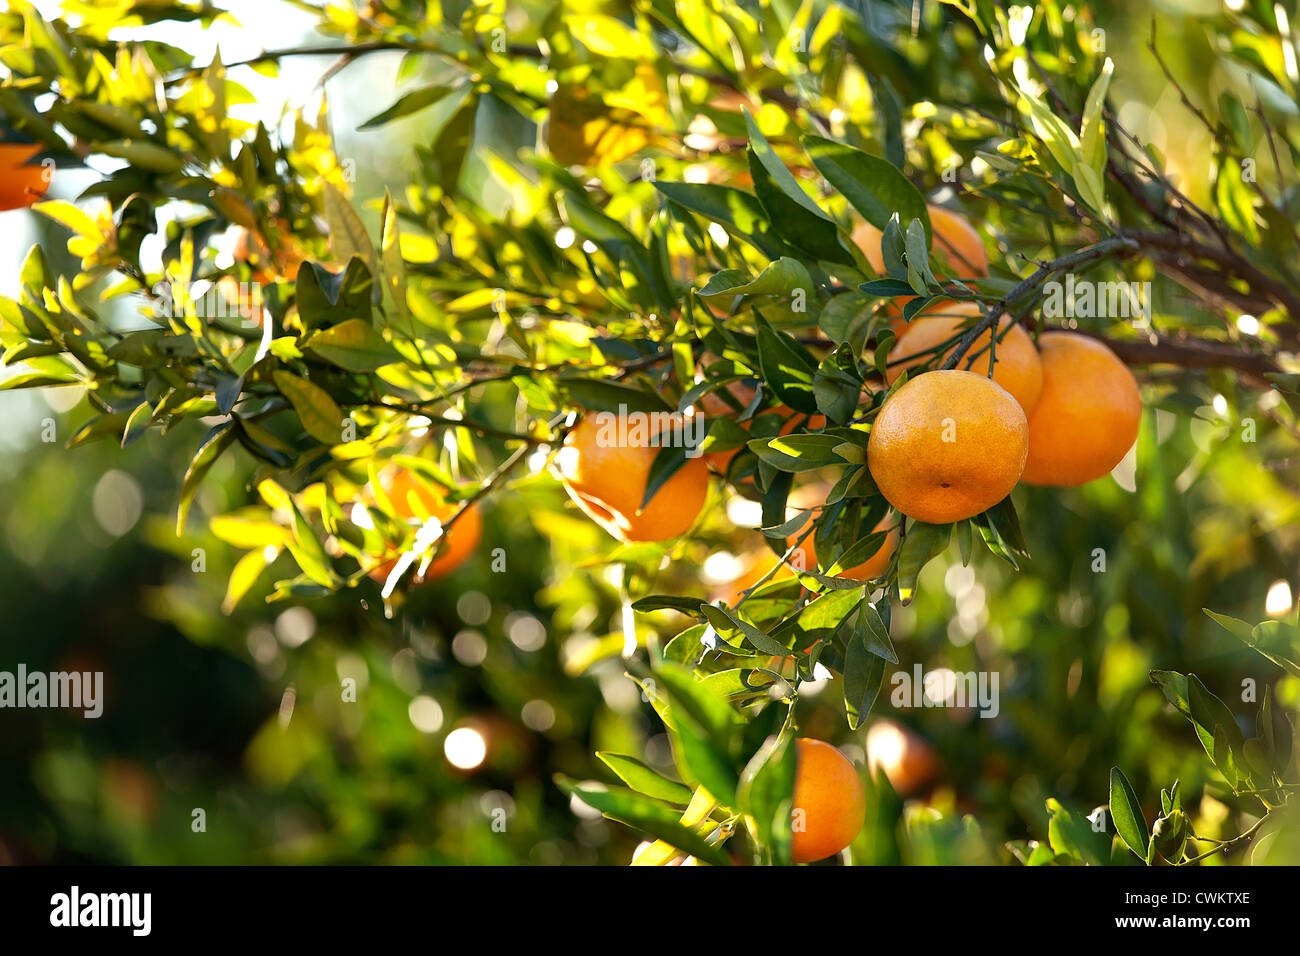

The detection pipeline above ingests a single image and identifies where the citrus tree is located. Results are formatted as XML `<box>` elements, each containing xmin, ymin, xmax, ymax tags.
<box><xmin>1</xmin><ymin>0</ymin><xmax>1297</xmax><ymax>865</ymax></box>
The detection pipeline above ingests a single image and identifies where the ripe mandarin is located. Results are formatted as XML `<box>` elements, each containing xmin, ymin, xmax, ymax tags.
<box><xmin>791</xmin><ymin>738</ymin><xmax>866</xmax><ymax>864</ymax></box>
<box><xmin>867</xmin><ymin>369</ymin><xmax>1027</xmax><ymax>524</ymax></box>
<box><xmin>368</xmin><ymin>469</ymin><xmax>482</xmax><ymax>585</ymax></box>
<box><xmin>558</xmin><ymin>413</ymin><xmax>710</xmax><ymax>541</ymax></box>
<box><xmin>0</xmin><ymin>143</ymin><xmax>50</xmax><ymax>211</ymax></box>
<box><xmin>886</xmin><ymin>300</ymin><xmax>1043</xmax><ymax>415</ymax></box>
<box><xmin>1020</xmin><ymin>332</ymin><xmax>1141</xmax><ymax>486</ymax></box>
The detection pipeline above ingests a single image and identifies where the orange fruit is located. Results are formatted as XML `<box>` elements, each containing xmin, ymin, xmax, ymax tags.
<box><xmin>1020</xmin><ymin>332</ymin><xmax>1141</xmax><ymax>486</ymax></box>
<box><xmin>853</xmin><ymin>204</ymin><xmax>989</xmax><ymax>341</ymax></box>
<box><xmin>865</xmin><ymin>719</ymin><xmax>939</xmax><ymax>797</ymax></box>
<box><xmin>867</xmin><ymin>369</ymin><xmax>1027</xmax><ymax>524</ymax></box>
<box><xmin>558</xmin><ymin>412</ymin><xmax>710</xmax><ymax>542</ymax></box>
<box><xmin>791</xmin><ymin>738</ymin><xmax>866</xmax><ymax>863</ymax></box>
<box><xmin>885</xmin><ymin>300</ymin><xmax>1043</xmax><ymax>415</ymax></box>
<box><xmin>0</xmin><ymin>143</ymin><xmax>50</xmax><ymax>211</ymax></box>
<box><xmin>368</xmin><ymin>469</ymin><xmax>482</xmax><ymax>585</ymax></box>
<box><xmin>851</xmin><ymin>203</ymin><xmax>989</xmax><ymax>278</ymax></box>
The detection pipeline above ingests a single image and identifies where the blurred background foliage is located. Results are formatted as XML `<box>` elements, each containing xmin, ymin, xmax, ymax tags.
<box><xmin>1</xmin><ymin>0</ymin><xmax>1298</xmax><ymax>865</ymax></box>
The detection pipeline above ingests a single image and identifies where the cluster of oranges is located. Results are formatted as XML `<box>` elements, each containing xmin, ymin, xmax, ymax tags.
<box><xmin>558</xmin><ymin>205</ymin><xmax>1141</xmax><ymax>863</ymax></box>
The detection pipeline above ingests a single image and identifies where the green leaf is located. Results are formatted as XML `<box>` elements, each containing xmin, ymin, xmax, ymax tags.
<box><xmin>1205</xmin><ymin>610</ymin><xmax>1300</xmax><ymax>679</ymax></box>
<box><xmin>702</xmin><ymin>603</ymin><xmax>793</xmax><ymax>657</ymax></box>
<box><xmin>698</xmin><ymin>257</ymin><xmax>813</xmax><ymax>297</ymax></box>
<box><xmin>819</xmin><ymin>291</ymin><xmax>876</xmax><ymax>351</ymax></box>
<box><xmin>285</xmin><ymin>499</ymin><xmax>337</xmax><ymax>588</ymax></box>
<box><xmin>642</xmin><ymin>444</ymin><xmax>696</xmax><ymax>511</ymax></box>
<box><xmin>803</xmin><ymin>135</ymin><xmax>930</xmax><ymax>240</ymax></box>
<box><xmin>176</xmin><ymin>422</ymin><xmax>236</xmax><ymax>535</ymax></box>
<box><xmin>1045</xmin><ymin>798</ymin><xmax>1108</xmax><ymax>866</ymax></box>
<box><xmin>1109</xmin><ymin>767</ymin><xmax>1150</xmax><ymax>861</ymax></box>
<box><xmin>631</xmin><ymin>595</ymin><xmax>707</xmax><ymax>615</ymax></box>
<box><xmin>322</xmin><ymin>184</ymin><xmax>378</xmax><ymax>279</ymax></box>
<box><xmin>904</xmin><ymin>217</ymin><xmax>937</xmax><ymax>294</ymax></box>
<box><xmin>744</xmin><ymin>112</ymin><xmax>852</xmax><ymax>266</ymax></box>
<box><xmin>756</xmin><ymin>315</ymin><xmax>819</xmax><ymax>414</ymax></box>
<box><xmin>843</xmin><ymin>619</ymin><xmax>888</xmax><ymax>730</ymax></box>
<box><xmin>749</xmin><ymin>433</ymin><xmax>846</xmax><ymax>472</ymax></box>
<box><xmin>655</xmin><ymin>181</ymin><xmax>793</xmax><ymax>260</ymax></box>
<box><xmin>556</xmin><ymin>778</ymin><xmax>731</xmax><ymax>866</ymax></box>
<box><xmin>737</xmin><ymin>726</ymin><xmax>796</xmax><ymax>865</ymax></box>
<box><xmin>273</xmin><ymin>370</ymin><xmax>345</xmax><ymax>444</ymax></box>
<box><xmin>359</xmin><ymin>82</ymin><xmax>464</xmax><ymax>130</ymax></box>
<box><xmin>597</xmin><ymin>753</ymin><xmax>694</xmax><ymax>804</ymax></box>
<box><xmin>307</xmin><ymin>319</ymin><xmax>400</xmax><ymax>372</ymax></box>
<box><xmin>813</xmin><ymin>344</ymin><xmax>863</xmax><ymax>424</ymax></box>
<box><xmin>561</xmin><ymin>377</ymin><xmax>672</xmax><ymax>414</ymax></box>
<box><xmin>895</xmin><ymin>521</ymin><xmax>951</xmax><ymax>605</ymax></box>
<box><xmin>1079</xmin><ymin>58</ymin><xmax>1114</xmax><ymax>179</ymax></box>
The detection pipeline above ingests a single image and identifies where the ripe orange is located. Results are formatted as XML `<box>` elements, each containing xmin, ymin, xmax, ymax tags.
<box><xmin>368</xmin><ymin>469</ymin><xmax>482</xmax><ymax>585</ymax></box>
<box><xmin>886</xmin><ymin>300</ymin><xmax>1043</xmax><ymax>415</ymax></box>
<box><xmin>0</xmin><ymin>143</ymin><xmax>50</xmax><ymax>211</ymax></box>
<box><xmin>865</xmin><ymin>719</ymin><xmax>939</xmax><ymax>796</ymax></box>
<box><xmin>558</xmin><ymin>413</ymin><xmax>710</xmax><ymax>542</ymax></box>
<box><xmin>1020</xmin><ymin>332</ymin><xmax>1141</xmax><ymax>486</ymax></box>
<box><xmin>851</xmin><ymin>203</ymin><xmax>989</xmax><ymax>278</ymax></box>
<box><xmin>791</xmin><ymin>738</ymin><xmax>866</xmax><ymax>863</ymax></box>
<box><xmin>867</xmin><ymin>369</ymin><xmax>1027</xmax><ymax>524</ymax></box>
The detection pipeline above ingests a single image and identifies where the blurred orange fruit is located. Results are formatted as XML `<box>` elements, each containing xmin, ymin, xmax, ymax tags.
<box><xmin>0</xmin><ymin>143</ymin><xmax>49</xmax><ymax>211</ymax></box>
<box><xmin>865</xmin><ymin>719</ymin><xmax>939</xmax><ymax>797</ymax></box>
<box><xmin>867</xmin><ymin>369</ymin><xmax>1027</xmax><ymax>523</ymax></box>
<box><xmin>558</xmin><ymin>413</ymin><xmax>710</xmax><ymax>542</ymax></box>
<box><xmin>1020</xmin><ymin>332</ymin><xmax>1141</xmax><ymax>486</ymax></box>
<box><xmin>886</xmin><ymin>300</ymin><xmax>1043</xmax><ymax>415</ymax></box>
<box><xmin>791</xmin><ymin>738</ymin><xmax>866</xmax><ymax>863</ymax></box>
<box><xmin>368</xmin><ymin>469</ymin><xmax>482</xmax><ymax>585</ymax></box>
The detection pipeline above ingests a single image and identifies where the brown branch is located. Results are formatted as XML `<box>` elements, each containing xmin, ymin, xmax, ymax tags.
<box><xmin>1078</xmin><ymin>331</ymin><xmax>1281</xmax><ymax>380</ymax></box>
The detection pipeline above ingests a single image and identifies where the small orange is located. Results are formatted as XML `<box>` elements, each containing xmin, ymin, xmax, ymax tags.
<box><xmin>886</xmin><ymin>300</ymin><xmax>1043</xmax><ymax>415</ymax></box>
<box><xmin>853</xmin><ymin>204</ymin><xmax>990</xmax><ymax>341</ymax></box>
<box><xmin>0</xmin><ymin>143</ymin><xmax>50</xmax><ymax>211</ymax></box>
<box><xmin>867</xmin><ymin>370</ymin><xmax>1027</xmax><ymax>524</ymax></box>
<box><xmin>1020</xmin><ymin>332</ymin><xmax>1141</xmax><ymax>486</ymax></box>
<box><xmin>558</xmin><ymin>412</ymin><xmax>711</xmax><ymax>541</ymax></box>
<box><xmin>368</xmin><ymin>469</ymin><xmax>482</xmax><ymax>585</ymax></box>
<box><xmin>865</xmin><ymin>719</ymin><xmax>939</xmax><ymax>796</ymax></box>
<box><xmin>791</xmin><ymin>738</ymin><xmax>866</xmax><ymax>863</ymax></box>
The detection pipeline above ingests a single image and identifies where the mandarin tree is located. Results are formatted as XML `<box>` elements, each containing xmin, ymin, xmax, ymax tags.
<box><xmin>1</xmin><ymin>0</ymin><xmax>1298</xmax><ymax>867</ymax></box>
